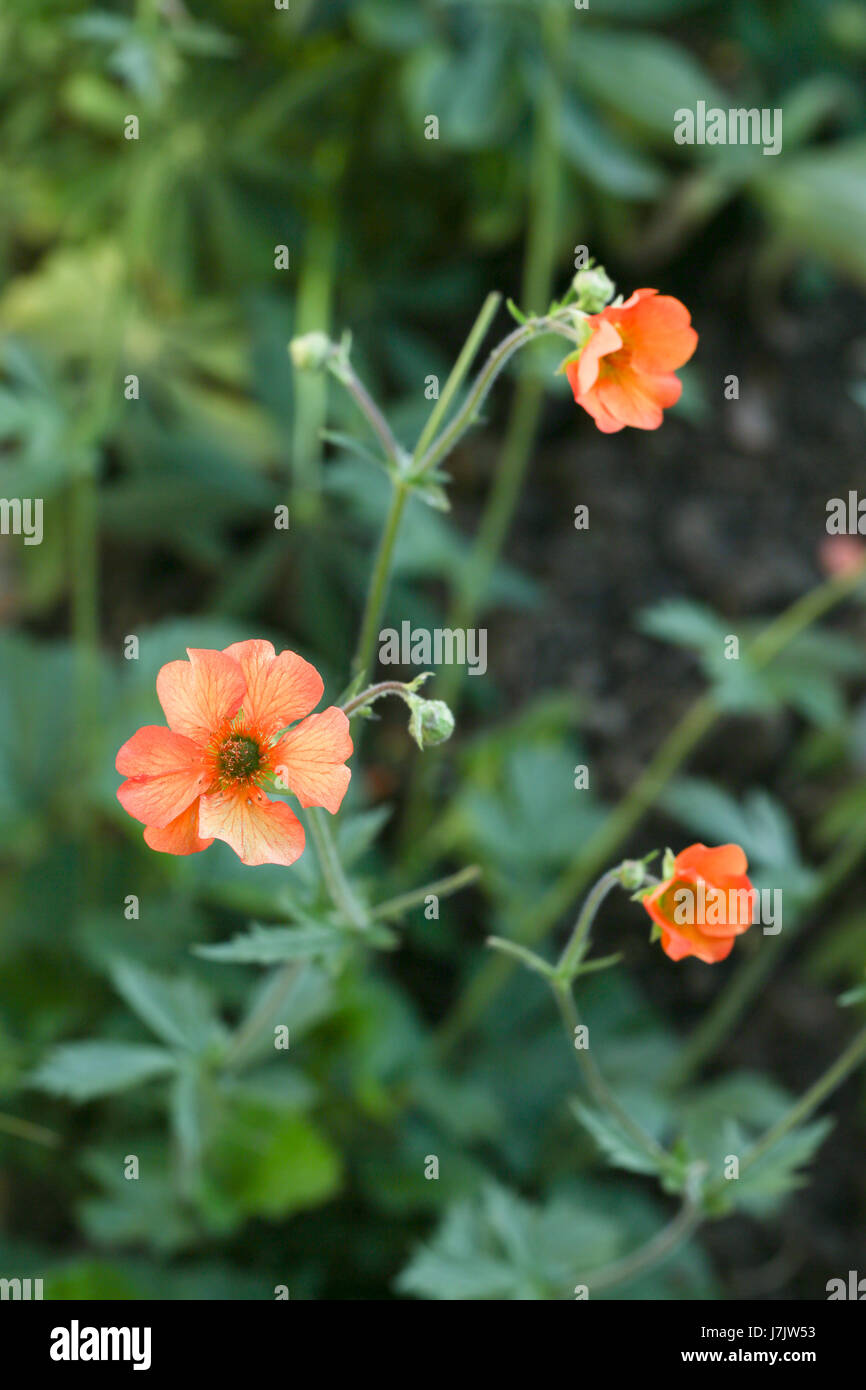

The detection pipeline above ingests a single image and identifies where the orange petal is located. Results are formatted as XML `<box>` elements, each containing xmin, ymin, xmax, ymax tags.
<box><xmin>223</xmin><ymin>639</ymin><xmax>324</xmax><ymax>739</ymax></box>
<box><xmin>198</xmin><ymin>785</ymin><xmax>306</xmax><ymax>866</ymax></box>
<box><xmin>573</xmin><ymin>316</ymin><xmax>622</xmax><ymax>396</ymax></box>
<box><xmin>624</xmin><ymin>294</ymin><xmax>698</xmax><ymax>373</ymax></box>
<box><xmin>116</xmin><ymin>725</ymin><xmax>211</xmax><ymax>829</ymax></box>
<box><xmin>144</xmin><ymin>799</ymin><xmax>213</xmax><ymax>855</ymax></box>
<box><xmin>594</xmin><ymin>361</ymin><xmax>683</xmax><ymax>425</ymax></box>
<box><xmin>675</xmin><ymin>843</ymin><xmax>748</xmax><ymax>882</ymax></box>
<box><xmin>572</xmin><ymin>385</ymin><xmax>627</xmax><ymax>434</ymax></box>
<box><xmin>660</xmin><ymin>924</ymin><xmax>735</xmax><ymax>964</ymax></box>
<box><xmin>270</xmin><ymin>706</ymin><xmax>353</xmax><ymax>813</ymax></box>
<box><xmin>593</xmin><ymin>368</ymin><xmax>671</xmax><ymax>431</ymax></box>
<box><xmin>156</xmin><ymin>648</ymin><xmax>245</xmax><ymax>744</ymax></box>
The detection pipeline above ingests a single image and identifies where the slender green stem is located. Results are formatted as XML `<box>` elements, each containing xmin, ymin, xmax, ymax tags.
<box><xmin>330</xmin><ymin>357</ymin><xmax>405</xmax><ymax>472</ymax></box>
<box><xmin>578</xmin><ymin>1174</ymin><xmax>704</xmax><ymax>1296</ymax></box>
<box><xmin>487</xmin><ymin>936</ymin><xmax>555</xmax><ymax>979</ymax></box>
<box><xmin>305</xmin><ymin>805</ymin><xmax>368</xmax><ymax>930</ymax></box>
<box><xmin>553</xmin><ymin>980</ymin><xmax>668</xmax><ymax>1168</ymax></box>
<box><xmin>0</xmin><ymin>1111</ymin><xmax>59</xmax><ymax>1147</ymax></box>
<box><xmin>400</xmin><ymin>20</ymin><xmax>565</xmax><ymax>849</ymax></box>
<box><xmin>373</xmin><ymin>865</ymin><xmax>480</xmax><ymax>920</ymax></box>
<box><xmin>555</xmin><ymin>869</ymin><xmax>622</xmax><ymax>982</ymax></box>
<box><xmin>412</xmin><ymin>292</ymin><xmax>503</xmax><ymax>465</ymax></box>
<box><xmin>743</xmin><ymin>1024</ymin><xmax>866</xmax><ymax>1169</ymax></box>
<box><xmin>222</xmin><ymin>962</ymin><xmax>301</xmax><ymax>1072</ymax></box>
<box><xmin>748</xmin><ymin>560</ymin><xmax>866</xmax><ymax>666</ymax></box>
<box><xmin>342</xmin><ymin>679</ymin><xmax>417</xmax><ymax>718</ymax></box>
<box><xmin>414</xmin><ymin>318</ymin><xmax>552</xmax><ymax>477</ymax></box>
<box><xmin>353</xmin><ymin>480</ymin><xmax>410</xmax><ymax>677</ymax></box>
<box><xmin>709</xmin><ymin>1022</ymin><xmax>866</xmax><ymax>1191</ymax></box>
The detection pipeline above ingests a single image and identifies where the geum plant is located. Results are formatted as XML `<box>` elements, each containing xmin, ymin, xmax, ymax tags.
<box><xmin>34</xmin><ymin>259</ymin><xmax>866</xmax><ymax>1295</ymax></box>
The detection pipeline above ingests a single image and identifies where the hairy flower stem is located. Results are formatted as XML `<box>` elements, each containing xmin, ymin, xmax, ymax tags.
<box><xmin>544</xmin><ymin>864</ymin><xmax>670</xmax><ymax>1171</ymax></box>
<box><xmin>329</xmin><ymin>357</ymin><xmax>406</xmax><ymax>473</ymax></box>
<box><xmin>341</xmin><ymin>679</ymin><xmax>419</xmax><ymax>718</ymax></box>
<box><xmin>222</xmin><ymin>963</ymin><xmax>302</xmax><ymax>1073</ymax></box>
<box><xmin>576</xmin><ymin>1172</ymin><xmax>705</xmax><ymax>1296</ymax></box>
<box><xmin>413</xmin><ymin>292</ymin><xmax>503</xmax><ymax>463</ymax></box>
<box><xmin>371</xmin><ymin>865</ymin><xmax>480</xmax><ymax>921</ymax></box>
<box><xmin>414</xmin><ymin>320</ymin><xmax>552</xmax><ymax>477</ymax></box>
<box><xmin>555</xmin><ymin>869</ymin><xmax>623</xmax><ymax>982</ymax></box>
<box><xmin>305</xmin><ymin>805</ymin><xmax>368</xmax><ymax>931</ymax></box>
<box><xmin>553</xmin><ymin>980</ymin><xmax>669</xmax><ymax>1171</ymax></box>
<box><xmin>350</xmin><ymin>311</ymin><xmax>578</xmax><ymax>680</ymax></box>
<box><xmin>400</xmin><ymin>10</ymin><xmax>565</xmax><ymax>848</ymax></box>
<box><xmin>353</xmin><ymin>480</ymin><xmax>409</xmax><ymax>678</ymax></box>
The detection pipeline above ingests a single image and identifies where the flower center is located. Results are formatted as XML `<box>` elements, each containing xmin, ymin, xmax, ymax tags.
<box><xmin>218</xmin><ymin>734</ymin><xmax>262</xmax><ymax>783</ymax></box>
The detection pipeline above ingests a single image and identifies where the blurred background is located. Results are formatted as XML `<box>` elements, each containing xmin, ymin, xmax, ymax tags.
<box><xmin>2</xmin><ymin>0</ymin><xmax>866</xmax><ymax>1300</ymax></box>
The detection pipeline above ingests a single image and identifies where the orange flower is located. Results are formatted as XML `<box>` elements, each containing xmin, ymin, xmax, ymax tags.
<box><xmin>565</xmin><ymin>288</ymin><xmax>697</xmax><ymax>433</ymax></box>
<box><xmin>116</xmin><ymin>641</ymin><xmax>352</xmax><ymax>866</ymax></box>
<box><xmin>642</xmin><ymin>843</ymin><xmax>754</xmax><ymax>964</ymax></box>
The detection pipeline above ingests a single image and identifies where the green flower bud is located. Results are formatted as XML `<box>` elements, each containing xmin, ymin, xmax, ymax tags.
<box><xmin>572</xmin><ymin>263</ymin><xmax>615</xmax><ymax>314</ymax></box>
<box><xmin>620</xmin><ymin>859</ymin><xmax>648</xmax><ymax>892</ymax></box>
<box><xmin>288</xmin><ymin>332</ymin><xmax>333</xmax><ymax>372</ymax></box>
<box><xmin>407</xmin><ymin>696</ymin><xmax>455</xmax><ymax>750</ymax></box>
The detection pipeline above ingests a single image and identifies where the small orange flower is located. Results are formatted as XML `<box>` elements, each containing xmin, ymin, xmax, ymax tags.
<box><xmin>116</xmin><ymin>641</ymin><xmax>352</xmax><ymax>866</ymax></box>
<box><xmin>642</xmin><ymin>843</ymin><xmax>754</xmax><ymax>964</ymax></box>
<box><xmin>565</xmin><ymin>288</ymin><xmax>698</xmax><ymax>433</ymax></box>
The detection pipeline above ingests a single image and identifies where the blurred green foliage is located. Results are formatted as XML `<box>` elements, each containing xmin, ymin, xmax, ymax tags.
<box><xmin>1</xmin><ymin>0</ymin><xmax>866</xmax><ymax>1300</ymax></box>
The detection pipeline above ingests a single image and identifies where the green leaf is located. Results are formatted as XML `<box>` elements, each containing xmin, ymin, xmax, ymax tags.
<box><xmin>661</xmin><ymin>780</ymin><xmax>801</xmax><ymax>871</ymax></box>
<box><xmin>839</xmin><ymin>978</ymin><xmax>866</xmax><ymax>1007</ymax></box>
<box><xmin>109</xmin><ymin>959</ymin><xmax>225</xmax><ymax>1055</ymax></box>
<box><xmin>79</xmin><ymin>1145</ymin><xmax>195</xmax><ymax>1253</ymax></box>
<box><xmin>30</xmin><ymin>1042</ymin><xmax>176</xmax><ymax>1101</ymax></box>
<box><xmin>194</xmin><ymin>921</ymin><xmax>347</xmax><ymax>964</ymax></box>
<box><xmin>207</xmin><ymin>1104</ymin><xmax>342</xmax><ymax>1221</ymax></box>
<box><xmin>570</xmin><ymin>32</ymin><xmax>725</xmax><ymax>138</ymax></box>
<box><xmin>753</xmin><ymin>137</ymin><xmax>866</xmax><ymax>286</ymax></box>
<box><xmin>637</xmin><ymin>598</ymin><xmax>727</xmax><ymax>649</ymax></box>
<box><xmin>559</xmin><ymin>98</ymin><xmax>665</xmax><ymax>199</ymax></box>
<box><xmin>411</xmin><ymin>480</ymin><xmax>451</xmax><ymax>512</ymax></box>
<box><xmin>396</xmin><ymin>1182</ymin><xmax>620</xmax><ymax>1301</ymax></box>
<box><xmin>570</xmin><ymin>1101</ymin><xmax>660</xmax><ymax>1176</ymax></box>
<box><xmin>733</xmin><ymin>1120</ymin><xmax>834</xmax><ymax>1216</ymax></box>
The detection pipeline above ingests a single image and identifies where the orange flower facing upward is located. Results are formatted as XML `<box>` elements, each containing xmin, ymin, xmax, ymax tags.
<box><xmin>642</xmin><ymin>843</ymin><xmax>754</xmax><ymax>964</ymax></box>
<box><xmin>116</xmin><ymin>641</ymin><xmax>352</xmax><ymax>867</ymax></box>
<box><xmin>565</xmin><ymin>288</ymin><xmax>698</xmax><ymax>433</ymax></box>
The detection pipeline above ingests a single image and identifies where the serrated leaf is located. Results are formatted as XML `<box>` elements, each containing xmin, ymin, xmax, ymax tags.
<box><xmin>109</xmin><ymin>959</ymin><xmax>224</xmax><ymax>1054</ymax></box>
<box><xmin>30</xmin><ymin>1042</ymin><xmax>176</xmax><ymax>1101</ymax></box>
<box><xmin>194</xmin><ymin>922</ymin><xmax>347</xmax><ymax>964</ymax></box>
<box><xmin>570</xmin><ymin>1100</ymin><xmax>661</xmax><ymax>1176</ymax></box>
<box><xmin>733</xmin><ymin>1120</ymin><xmax>834</xmax><ymax>1215</ymax></box>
